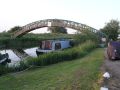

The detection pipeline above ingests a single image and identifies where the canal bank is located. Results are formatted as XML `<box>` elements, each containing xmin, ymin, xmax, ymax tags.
<box><xmin>0</xmin><ymin>48</ymin><xmax>104</xmax><ymax>90</ymax></box>
<box><xmin>0</xmin><ymin>47</ymin><xmax>38</xmax><ymax>65</ymax></box>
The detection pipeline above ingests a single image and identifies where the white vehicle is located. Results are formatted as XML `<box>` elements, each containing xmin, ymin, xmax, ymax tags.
<box><xmin>36</xmin><ymin>40</ymin><xmax>71</xmax><ymax>55</ymax></box>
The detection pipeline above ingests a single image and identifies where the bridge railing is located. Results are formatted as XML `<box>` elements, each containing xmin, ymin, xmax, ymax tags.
<box><xmin>13</xmin><ymin>19</ymin><xmax>107</xmax><ymax>40</ymax></box>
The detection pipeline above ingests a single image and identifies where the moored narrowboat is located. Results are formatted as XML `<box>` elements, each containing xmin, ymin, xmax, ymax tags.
<box><xmin>36</xmin><ymin>39</ymin><xmax>72</xmax><ymax>55</ymax></box>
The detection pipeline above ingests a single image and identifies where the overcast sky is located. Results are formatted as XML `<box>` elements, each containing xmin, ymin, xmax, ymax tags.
<box><xmin>0</xmin><ymin>0</ymin><xmax>120</xmax><ymax>33</ymax></box>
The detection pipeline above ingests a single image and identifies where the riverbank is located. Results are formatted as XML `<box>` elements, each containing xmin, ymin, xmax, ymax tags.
<box><xmin>0</xmin><ymin>40</ymin><xmax>97</xmax><ymax>75</ymax></box>
<box><xmin>0</xmin><ymin>33</ymin><xmax>74</xmax><ymax>48</ymax></box>
<box><xmin>0</xmin><ymin>48</ymin><xmax>104</xmax><ymax>90</ymax></box>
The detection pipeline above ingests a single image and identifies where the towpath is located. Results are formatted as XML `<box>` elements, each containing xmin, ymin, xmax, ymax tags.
<box><xmin>103</xmin><ymin>49</ymin><xmax>120</xmax><ymax>90</ymax></box>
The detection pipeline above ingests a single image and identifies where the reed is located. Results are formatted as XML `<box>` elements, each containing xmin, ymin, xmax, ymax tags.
<box><xmin>0</xmin><ymin>40</ymin><xmax>96</xmax><ymax>76</ymax></box>
<box><xmin>26</xmin><ymin>40</ymin><xmax>97</xmax><ymax>66</ymax></box>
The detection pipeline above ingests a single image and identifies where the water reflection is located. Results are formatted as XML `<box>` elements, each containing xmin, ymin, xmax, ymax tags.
<box><xmin>24</xmin><ymin>47</ymin><xmax>38</xmax><ymax>57</ymax></box>
<box><xmin>0</xmin><ymin>47</ymin><xmax>38</xmax><ymax>64</ymax></box>
<box><xmin>12</xmin><ymin>49</ymin><xmax>29</xmax><ymax>59</ymax></box>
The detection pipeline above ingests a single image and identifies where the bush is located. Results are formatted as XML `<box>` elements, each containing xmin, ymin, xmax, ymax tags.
<box><xmin>74</xmin><ymin>30</ymin><xmax>99</xmax><ymax>45</ymax></box>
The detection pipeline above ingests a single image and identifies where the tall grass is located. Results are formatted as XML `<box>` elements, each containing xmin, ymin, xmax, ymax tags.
<box><xmin>0</xmin><ymin>33</ymin><xmax>74</xmax><ymax>48</ymax></box>
<box><xmin>0</xmin><ymin>65</ymin><xmax>12</xmax><ymax>75</ymax></box>
<box><xmin>0</xmin><ymin>40</ymin><xmax>96</xmax><ymax>76</ymax></box>
<box><xmin>26</xmin><ymin>40</ymin><xmax>97</xmax><ymax>66</ymax></box>
<box><xmin>74</xmin><ymin>30</ymin><xmax>99</xmax><ymax>45</ymax></box>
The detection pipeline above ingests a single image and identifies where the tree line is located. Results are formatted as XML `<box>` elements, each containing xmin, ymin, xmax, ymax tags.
<box><xmin>100</xmin><ymin>19</ymin><xmax>120</xmax><ymax>41</ymax></box>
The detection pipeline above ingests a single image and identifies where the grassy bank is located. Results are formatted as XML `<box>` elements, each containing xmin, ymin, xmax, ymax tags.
<box><xmin>0</xmin><ymin>33</ymin><xmax>74</xmax><ymax>48</ymax></box>
<box><xmin>26</xmin><ymin>40</ymin><xmax>97</xmax><ymax>66</ymax></box>
<box><xmin>0</xmin><ymin>40</ymin><xmax>97</xmax><ymax>75</ymax></box>
<box><xmin>0</xmin><ymin>32</ymin><xmax>98</xmax><ymax>48</ymax></box>
<box><xmin>0</xmin><ymin>48</ymin><xmax>104</xmax><ymax>90</ymax></box>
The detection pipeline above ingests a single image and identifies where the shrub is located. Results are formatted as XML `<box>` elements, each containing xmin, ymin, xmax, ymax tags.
<box><xmin>74</xmin><ymin>30</ymin><xmax>99</xmax><ymax>45</ymax></box>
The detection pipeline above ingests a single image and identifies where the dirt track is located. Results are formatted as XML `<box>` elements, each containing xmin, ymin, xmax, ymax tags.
<box><xmin>103</xmin><ymin>49</ymin><xmax>120</xmax><ymax>90</ymax></box>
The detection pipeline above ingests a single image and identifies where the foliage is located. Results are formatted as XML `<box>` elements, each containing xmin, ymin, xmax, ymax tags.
<box><xmin>74</xmin><ymin>30</ymin><xmax>99</xmax><ymax>45</ymax></box>
<box><xmin>22</xmin><ymin>33</ymin><xmax>74</xmax><ymax>40</ymax></box>
<box><xmin>8</xmin><ymin>26</ymin><xmax>22</xmax><ymax>33</ymax></box>
<box><xmin>48</xmin><ymin>26</ymin><xmax>67</xmax><ymax>34</ymax></box>
<box><xmin>0</xmin><ymin>33</ymin><xmax>75</xmax><ymax>48</ymax></box>
<box><xmin>26</xmin><ymin>40</ymin><xmax>97</xmax><ymax>66</ymax></box>
<box><xmin>0</xmin><ymin>65</ymin><xmax>11</xmax><ymax>75</ymax></box>
<box><xmin>0</xmin><ymin>32</ymin><xmax>11</xmax><ymax>37</ymax></box>
<box><xmin>0</xmin><ymin>41</ymin><xmax>97</xmax><ymax>76</ymax></box>
<box><xmin>0</xmin><ymin>38</ymin><xmax>38</xmax><ymax>49</ymax></box>
<box><xmin>100</xmin><ymin>19</ymin><xmax>120</xmax><ymax>41</ymax></box>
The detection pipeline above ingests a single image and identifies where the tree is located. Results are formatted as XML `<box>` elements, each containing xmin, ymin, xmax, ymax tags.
<box><xmin>8</xmin><ymin>26</ymin><xmax>22</xmax><ymax>33</ymax></box>
<box><xmin>100</xmin><ymin>20</ymin><xmax>119</xmax><ymax>41</ymax></box>
<box><xmin>48</xmin><ymin>26</ymin><xmax>67</xmax><ymax>34</ymax></box>
<box><xmin>74</xmin><ymin>29</ymin><xmax>99</xmax><ymax>45</ymax></box>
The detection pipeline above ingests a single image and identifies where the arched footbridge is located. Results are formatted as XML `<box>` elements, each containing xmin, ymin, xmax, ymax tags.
<box><xmin>13</xmin><ymin>19</ymin><xmax>106</xmax><ymax>38</ymax></box>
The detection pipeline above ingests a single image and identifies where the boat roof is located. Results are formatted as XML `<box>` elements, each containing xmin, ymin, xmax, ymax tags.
<box><xmin>42</xmin><ymin>39</ymin><xmax>70</xmax><ymax>42</ymax></box>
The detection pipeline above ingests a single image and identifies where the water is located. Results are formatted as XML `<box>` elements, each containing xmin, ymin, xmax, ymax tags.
<box><xmin>0</xmin><ymin>47</ymin><xmax>38</xmax><ymax>65</ymax></box>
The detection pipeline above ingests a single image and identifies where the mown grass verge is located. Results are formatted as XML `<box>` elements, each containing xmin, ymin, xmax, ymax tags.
<box><xmin>0</xmin><ymin>48</ymin><xmax>104</xmax><ymax>90</ymax></box>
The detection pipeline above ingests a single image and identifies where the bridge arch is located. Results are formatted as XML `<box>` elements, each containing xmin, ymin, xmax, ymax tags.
<box><xmin>13</xmin><ymin>19</ymin><xmax>106</xmax><ymax>38</ymax></box>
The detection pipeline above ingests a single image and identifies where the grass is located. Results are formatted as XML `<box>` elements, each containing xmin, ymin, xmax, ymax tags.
<box><xmin>0</xmin><ymin>33</ymin><xmax>74</xmax><ymax>48</ymax></box>
<box><xmin>26</xmin><ymin>40</ymin><xmax>96</xmax><ymax>66</ymax></box>
<box><xmin>0</xmin><ymin>40</ymin><xmax>96</xmax><ymax>75</ymax></box>
<box><xmin>0</xmin><ymin>48</ymin><xmax>104</xmax><ymax>90</ymax></box>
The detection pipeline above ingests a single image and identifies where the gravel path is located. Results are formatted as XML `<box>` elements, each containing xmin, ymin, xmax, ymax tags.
<box><xmin>103</xmin><ymin>49</ymin><xmax>120</xmax><ymax>90</ymax></box>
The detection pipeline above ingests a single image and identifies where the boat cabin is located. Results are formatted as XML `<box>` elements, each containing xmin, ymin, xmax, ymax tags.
<box><xmin>36</xmin><ymin>40</ymin><xmax>71</xmax><ymax>54</ymax></box>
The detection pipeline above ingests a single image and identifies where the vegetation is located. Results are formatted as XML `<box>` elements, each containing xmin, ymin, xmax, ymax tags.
<box><xmin>0</xmin><ymin>65</ymin><xmax>11</xmax><ymax>75</ymax></box>
<box><xmin>74</xmin><ymin>30</ymin><xmax>99</xmax><ymax>45</ymax></box>
<box><xmin>7</xmin><ymin>26</ymin><xmax>22</xmax><ymax>33</ymax></box>
<box><xmin>0</xmin><ymin>26</ymin><xmax>104</xmax><ymax>89</ymax></box>
<box><xmin>48</xmin><ymin>26</ymin><xmax>67</xmax><ymax>34</ymax></box>
<box><xmin>0</xmin><ymin>32</ymin><xmax>74</xmax><ymax>40</ymax></box>
<box><xmin>0</xmin><ymin>33</ymin><xmax>75</xmax><ymax>48</ymax></box>
<box><xmin>0</xmin><ymin>27</ymin><xmax>99</xmax><ymax>48</ymax></box>
<box><xmin>0</xmin><ymin>48</ymin><xmax>104</xmax><ymax>90</ymax></box>
<box><xmin>0</xmin><ymin>38</ymin><xmax>38</xmax><ymax>49</ymax></box>
<box><xmin>22</xmin><ymin>33</ymin><xmax>74</xmax><ymax>40</ymax></box>
<box><xmin>100</xmin><ymin>19</ymin><xmax>120</xmax><ymax>41</ymax></box>
<box><xmin>26</xmin><ymin>40</ymin><xmax>97</xmax><ymax>66</ymax></box>
<box><xmin>0</xmin><ymin>40</ymin><xmax>97</xmax><ymax>75</ymax></box>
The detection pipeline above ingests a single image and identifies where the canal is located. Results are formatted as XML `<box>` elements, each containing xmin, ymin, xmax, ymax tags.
<box><xmin>0</xmin><ymin>47</ymin><xmax>38</xmax><ymax>65</ymax></box>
